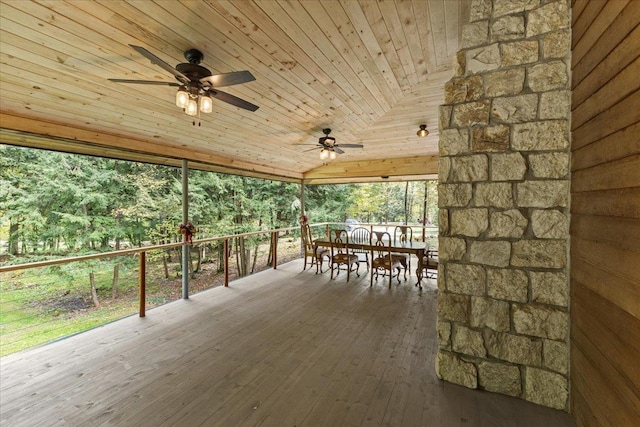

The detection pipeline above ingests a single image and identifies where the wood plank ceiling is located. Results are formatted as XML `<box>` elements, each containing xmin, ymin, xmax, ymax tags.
<box><xmin>0</xmin><ymin>0</ymin><xmax>467</xmax><ymax>183</ymax></box>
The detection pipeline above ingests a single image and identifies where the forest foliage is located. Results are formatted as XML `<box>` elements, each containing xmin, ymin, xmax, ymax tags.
<box><xmin>0</xmin><ymin>145</ymin><xmax>437</xmax><ymax>260</ymax></box>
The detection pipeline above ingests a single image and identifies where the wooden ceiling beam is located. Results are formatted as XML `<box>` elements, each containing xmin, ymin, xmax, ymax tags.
<box><xmin>303</xmin><ymin>155</ymin><xmax>438</xmax><ymax>184</ymax></box>
<box><xmin>0</xmin><ymin>113</ymin><xmax>302</xmax><ymax>182</ymax></box>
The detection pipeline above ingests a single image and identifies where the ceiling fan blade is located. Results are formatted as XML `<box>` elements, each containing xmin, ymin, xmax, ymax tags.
<box><xmin>200</xmin><ymin>70</ymin><xmax>256</xmax><ymax>87</ymax></box>
<box><xmin>108</xmin><ymin>79</ymin><xmax>180</xmax><ymax>86</ymax></box>
<box><xmin>207</xmin><ymin>88</ymin><xmax>259</xmax><ymax>112</ymax></box>
<box><xmin>337</xmin><ymin>144</ymin><xmax>364</xmax><ymax>148</ymax></box>
<box><xmin>129</xmin><ymin>44</ymin><xmax>190</xmax><ymax>84</ymax></box>
<box><xmin>334</xmin><ymin>147</ymin><xmax>345</xmax><ymax>154</ymax></box>
<box><xmin>304</xmin><ymin>147</ymin><xmax>319</xmax><ymax>152</ymax></box>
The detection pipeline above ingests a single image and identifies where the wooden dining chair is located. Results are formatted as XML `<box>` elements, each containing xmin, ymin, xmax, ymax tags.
<box><xmin>301</xmin><ymin>223</ymin><xmax>329</xmax><ymax>274</ymax></box>
<box><xmin>349</xmin><ymin>226</ymin><xmax>370</xmax><ymax>270</ymax></box>
<box><xmin>392</xmin><ymin>225</ymin><xmax>412</xmax><ymax>279</ymax></box>
<box><xmin>416</xmin><ymin>248</ymin><xmax>439</xmax><ymax>289</ymax></box>
<box><xmin>329</xmin><ymin>229</ymin><xmax>360</xmax><ymax>281</ymax></box>
<box><xmin>370</xmin><ymin>231</ymin><xmax>402</xmax><ymax>288</ymax></box>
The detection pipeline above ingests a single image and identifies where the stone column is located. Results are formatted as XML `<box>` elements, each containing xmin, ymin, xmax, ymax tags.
<box><xmin>436</xmin><ymin>0</ymin><xmax>571</xmax><ymax>411</ymax></box>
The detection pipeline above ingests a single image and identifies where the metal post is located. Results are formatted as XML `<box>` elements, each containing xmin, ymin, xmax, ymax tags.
<box><xmin>224</xmin><ymin>238</ymin><xmax>229</xmax><ymax>287</ymax></box>
<box><xmin>300</xmin><ymin>180</ymin><xmax>306</xmax><ymax>215</ymax></box>
<box><xmin>422</xmin><ymin>180</ymin><xmax>428</xmax><ymax>242</ymax></box>
<box><xmin>139</xmin><ymin>251</ymin><xmax>146</xmax><ymax>317</ymax></box>
<box><xmin>272</xmin><ymin>231</ymin><xmax>279</xmax><ymax>269</ymax></box>
<box><xmin>182</xmin><ymin>159</ymin><xmax>189</xmax><ymax>299</ymax></box>
<box><xmin>300</xmin><ymin>180</ymin><xmax>305</xmax><ymax>256</ymax></box>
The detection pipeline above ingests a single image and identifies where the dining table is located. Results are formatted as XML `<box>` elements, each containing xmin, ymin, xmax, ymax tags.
<box><xmin>313</xmin><ymin>236</ymin><xmax>429</xmax><ymax>285</ymax></box>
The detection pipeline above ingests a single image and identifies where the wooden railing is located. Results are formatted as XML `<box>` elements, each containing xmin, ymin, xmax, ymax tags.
<box><xmin>0</xmin><ymin>225</ymin><xmax>303</xmax><ymax>318</ymax></box>
<box><xmin>0</xmin><ymin>222</ymin><xmax>438</xmax><ymax>317</ymax></box>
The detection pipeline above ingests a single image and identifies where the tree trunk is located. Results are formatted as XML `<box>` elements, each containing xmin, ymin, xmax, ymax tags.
<box><xmin>267</xmin><ymin>236</ymin><xmax>273</xmax><ymax>265</ymax></box>
<box><xmin>190</xmin><ymin>247</ymin><xmax>200</xmax><ymax>279</ymax></box>
<box><xmin>217</xmin><ymin>244</ymin><xmax>224</xmax><ymax>273</ymax></box>
<box><xmin>251</xmin><ymin>242</ymin><xmax>259</xmax><ymax>274</ymax></box>
<box><xmin>194</xmin><ymin>245</ymin><xmax>202</xmax><ymax>273</ymax></box>
<box><xmin>90</xmin><ymin>272</ymin><xmax>100</xmax><ymax>308</ymax></box>
<box><xmin>8</xmin><ymin>219</ymin><xmax>19</xmax><ymax>255</ymax></box>
<box><xmin>163</xmin><ymin>254</ymin><xmax>169</xmax><ymax>278</ymax></box>
<box><xmin>82</xmin><ymin>204</ymin><xmax>90</xmax><ymax>249</ymax></box>
<box><xmin>112</xmin><ymin>264</ymin><xmax>119</xmax><ymax>299</ymax></box>
<box><xmin>236</xmin><ymin>237</ymin><xmax>248</xmax><ymax>277</ymax></box>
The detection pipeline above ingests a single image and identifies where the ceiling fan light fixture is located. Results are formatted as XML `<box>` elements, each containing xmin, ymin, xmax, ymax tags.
<box><xmin>199</xmin><ymin>94</ymin><xmax>213</xmax><ymax>113</ymax></box>
<box><xmin>176</xmin><ymin>87</ymin><xmax>189</xmax><ymax>108</ymax></box>
<box><xmin>417</xmin><ymin>124</ymin><xmax>429</xmax><ymax>137</ymax></box>
<box><xmin>185</xmin><ymin>98</ymin><xmax>198</xmax><ymax>116</ymax></box>
<box><xmin>329</xmin><ymin>150</ymin><xmax>337</xmax><ymax>160</ymax></box>
<box><xmin>319</xmin><ymin>148</ymin><xmax>329</xmax><ymax>160</ymax></box>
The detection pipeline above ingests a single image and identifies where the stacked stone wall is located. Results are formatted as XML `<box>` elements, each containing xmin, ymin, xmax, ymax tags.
<box><xmin>436</xmin><ymin>0</ymin><xmax>571</xmax><ymax>411</ymax></box>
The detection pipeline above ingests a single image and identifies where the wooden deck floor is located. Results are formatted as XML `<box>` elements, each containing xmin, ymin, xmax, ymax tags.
<box><xmin>0</xmin><ymin>260</ymin><xmax>575</xmax><ymax>427</ymax></box>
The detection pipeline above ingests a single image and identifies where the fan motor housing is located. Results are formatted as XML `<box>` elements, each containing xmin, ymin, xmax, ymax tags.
<box><xmin>184</xmin><ymin>48</ymin><xmax>204</xmax><ymax>64</ymax></box>
<box><xmin>176</xmin><ymin>63</ymin><xmax>212</xmax><ymax>81</ymax></box>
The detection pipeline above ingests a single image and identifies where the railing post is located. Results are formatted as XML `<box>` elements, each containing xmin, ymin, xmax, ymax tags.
<box><xmin>139</xmin><ymin>251</ymin><xmax>146</xmax><ymax>317</ymax></box>
<box><xmin>272</xmin><ymin>231</ymin><xmax>278</xmax><ymax>269</ymax></box>
<box><xmin>182</xmin><ymin>159</ymin><xmax>189</xmax><ymax>300</ymax></box>
<box><xmin>224</xmin><ymin>238</ymin><xmax>229</xmax><ymax>287</ymax></box>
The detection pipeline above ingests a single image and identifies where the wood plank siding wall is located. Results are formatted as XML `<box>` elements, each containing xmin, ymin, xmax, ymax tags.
<box><xmin>570</xmin><ymin>1</ymin><xmax>640</xmax><ymax>425</ymax></box>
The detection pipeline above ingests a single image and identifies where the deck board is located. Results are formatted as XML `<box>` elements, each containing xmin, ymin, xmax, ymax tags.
<box><xmin>0</xmin><ymin>260</ymin><xmax>575</xmax><ymax>427</ymax></box>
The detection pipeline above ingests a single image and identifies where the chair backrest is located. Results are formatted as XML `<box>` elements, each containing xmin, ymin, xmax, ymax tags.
<box><xmin>329</xmin><ymin>228</ymin><xmax>350</xmax><ymax>255</ymax></box>
<box><xmin>301</xmin><ymin>223</ymin><xmax>314</xmax><ymax>252</ymax></box>
<box><xmin>370</xmin><ymin>231</ymin><xmax>392</xmax><ymax>259</ymax></box>
<box><xmin>422</xmin><ymin>247</ymin><xmax>439</xmax><ymax>269</ymax></box>
<box><xmin>394</xmin><ymin>225</ymin><xmax>413</xmax><ymax>244</ymax></box>
<box><xmin>350</xmin><ymin>227</ymin><xmax>370</xmax><ymax>252</ymax></box>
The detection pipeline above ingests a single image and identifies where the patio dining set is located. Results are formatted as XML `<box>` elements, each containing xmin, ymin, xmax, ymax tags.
<box><xmin>301</xmin><ymin>223</ymin><xmax>438</xmax><ymax>289</ymax></box>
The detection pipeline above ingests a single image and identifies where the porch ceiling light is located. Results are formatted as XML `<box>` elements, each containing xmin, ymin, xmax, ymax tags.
<box><xmin>417</xmin><ymin>124</ymin><xmax>429</xmax><ymax>137</ymax></box>
<box><xmin>176</xmin><ymin>86</ymin><xmax>214</xmax><ymax>117</ymax></box>
<box><xmin>176</xmin><ymin>86</ymin><xmax>190</xmax><ymax>109</ymax></box>
<box><xmin>320</xmin><ymin>148</ymin><xmax>337</xmax><ymax>160</ymax></box>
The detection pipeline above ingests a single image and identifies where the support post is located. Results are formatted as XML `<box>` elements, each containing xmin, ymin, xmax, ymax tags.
<box><xmin>224</xmin><ymin>238</ymin><xmax>229</xmax><ymax>287</ymax></box>
<box><xmin>300</xmin><ymin>180</ymin><xmax>305</xmax><ymax>256</ymax></box>
<box><xmin>422</xmin><ymin>181</ymin><xmax>428</xmax><ymax>242</ymax></box>
<box><xmin>139</xmin><ymin>251</ymin><xmax>146</xmax><ymax>317</ymax></box>
<box><xmin>182</xmin><ymin>159</ymin><xmax>189</xmax><ymax>299</ymax></box>
<box><xmin>272</xmin><ymin>231</ymin><xmax>278</xmax><ymax>269</ymax></box>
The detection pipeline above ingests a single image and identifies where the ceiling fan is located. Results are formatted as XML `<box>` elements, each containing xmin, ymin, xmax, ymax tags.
<box><xmin>306</xmin><ymin>128</ymin><xmax>363</xmax><ymax>160</ymax></box>
<box><xmin>109</xmin><ymin>44</ymin><xmax>259</xmax><ymax>116</ymax></box>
